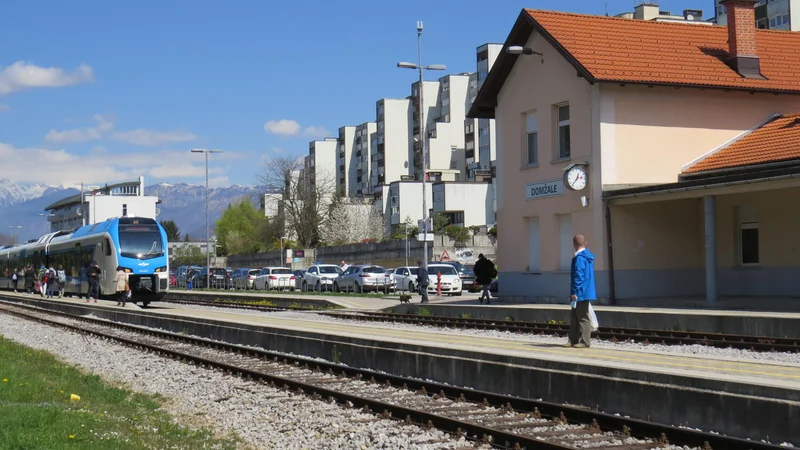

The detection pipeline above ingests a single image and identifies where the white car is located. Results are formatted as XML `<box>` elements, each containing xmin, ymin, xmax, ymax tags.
<box><xmin>253</xmin><ymin>267</ymin><xmax>296</xmax><ymax>291</ymax></box>
<box><xmin>425</xmin><ymin>264</ymin><xmax>463</xmax><ymax>296</ymax></box>
<box><xmin>392</xmin><ymin>266</ymin><xmax>420</xmax><ymax>292</ymax></box>
<box><xmin>302</xmin><ymin>264</ymin><xmax>342</xmax><ymax>292</ymax></box>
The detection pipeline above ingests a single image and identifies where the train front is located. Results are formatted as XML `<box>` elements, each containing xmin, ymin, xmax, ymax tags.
<box><xmin>115</xmin><ymin>218</ymin><xmax>169</xmax><ymax>303</ymax></box>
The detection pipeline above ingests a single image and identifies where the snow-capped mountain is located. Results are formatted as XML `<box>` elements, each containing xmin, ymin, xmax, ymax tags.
<box><xmin>0</xmin><ymin>180</ymin><xmax>265</xmax><ymax>242</ymax></box>
<box><xmin>0</xmin><ymin>179</ymin><xmax>55</xmax><ymax>211</ymax></box>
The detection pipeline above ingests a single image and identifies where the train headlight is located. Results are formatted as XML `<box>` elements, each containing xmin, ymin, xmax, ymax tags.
<box><xmin>155</xmin><ymin>266</ymin><xmax>167</xmax><ymax>273</ymax></box>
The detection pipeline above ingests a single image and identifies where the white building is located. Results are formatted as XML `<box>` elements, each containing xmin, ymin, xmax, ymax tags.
<box><xmin>354</xmin><ymin>122</ymin><xmax>376</xmax><ymax>197</ymax></box>
<box><xmin>373</xmin><ymin>98</ymin><xmax>414</xmax><ymax>196</ymax></box>
<box><xmin>616</xmin><ymin>2</ymin><xmax>708</xmax><ymax>23</ymax></box>
<box><xmin>714</xmin><ymin>0</ymin><xmax>797</xmax><ymax>29</ymax></box>
<box><xmin>431</xmin><ymin>181</ymin><xmax>493</xmax><ymax>228</ymax></box>
<box><xmin>466</xmin><ymin>43</ymin><xmax>503</xmax><ymax>182</ymax></box>
<box><xmin>336</xmin><ymin>125</ymin><xmax>356</xmax><ymax>196</ymax></box>
<box><xmin>44</xmin><ymin>177</ymin><xmax>159</xmax><ymax>232</ymax></box>
<box><xmin>307</xmin><ymin>138</ymin><xmax>339</xmax><ymax>196</ymax></box>
<box><xmin>424</xmin><ymin>74</ymin><xmax>471</xmax><ymax>181</ymax></box>
<box><xmin>381</xmin><ymin>181</ymin><xmax>433</xmax><ymax>234</ymax></box>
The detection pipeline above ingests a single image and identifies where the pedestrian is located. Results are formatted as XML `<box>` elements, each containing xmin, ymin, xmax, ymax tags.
<box><xmin>416</xmin><ymin>260</ymin><xmax>430</xmax><ymax>304</ymax></box>
<box><xmin>114</xmin><ymin>266</ymin><xmax>128</xmax><ymax>307</ymax></box>
<box><xmin>46</xmin><ymin>266</ymin><xmax>57</xmax><ymax>299</ymax></box>
<box><xmin>24</xmin><ymin>266</ymin><xmax>35</xmax><ymax>294</ymax></box>
<box><xmin>78</xmin><ymin>263</ymin><xmax>88</xmax><ymax>299</ymax></box>
<box><xmin>567</xmin><ymin>234</ymin><xmax>597</xmax><ymax>348</ymax></box>
<box><xmin>38</xmin><ymin>264</ymin><xmax>48</xmax><ymax>298</ymax></box>
<box><xmin>340</xmin><ymin>260</ymin><xmax>349</xmax><ymax>272</ymax></box>
<box><xmin>473</xmin><ymin>253</ymin><xmax>497</xmax><ymax>305</ymax></box>
<box><xmin>56</xmin><ymin>265</ymin><xmax>67</xmax><ymax>298</ymax></box>
<box><xmin>11</xmin><ymin>270</ymin><xmax>18</xmax><ymax>293</ymax></box>
<box><xmin>87</xmin><ymin>261</ymin><xmax>100</xmax><ymax>303</ymax></box>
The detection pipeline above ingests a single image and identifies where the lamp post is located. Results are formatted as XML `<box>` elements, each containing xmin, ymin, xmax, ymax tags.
<box><xmin>397</xmin><ymin>20</ymin><xmax>446</xmax><ymax>269</ymax></box>
<box><xmin>279</xmin><ymin>236</ymin><xmax>287</xmax><ymax>267</ymax></box>
<box><xmin>191</xmin><ymin>148</ymin><xmax>223</xmax><ymax>289</ymax></box>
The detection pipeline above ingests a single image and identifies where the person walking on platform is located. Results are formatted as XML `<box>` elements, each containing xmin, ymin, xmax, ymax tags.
<box><xmin>87</xmin><ymin>261</ymin><xmax>101</xmax><ymax>303</ymax></box>
<box><xmin>114</xmin><ymin>266</ymin><xmax>128</xmax><ymax>307</ymax></box>
<box><xmin>416</xmin><ymin>260</ymin><xmax>430</xmax><ymax>304</ymax></box>
<box><xmin>567</xmin><ymin>235</ymin><xmax>597</xmax><ymax>348</ymax></box>
<box><xmin>24</xmin><ymin>266</ymin><xmax>35</xmax><ymax>294</ymax></box>
<box><xmin>473</xmin><ymin>253</ymin><xmax>497</xmax><ymax>305</ymax></box>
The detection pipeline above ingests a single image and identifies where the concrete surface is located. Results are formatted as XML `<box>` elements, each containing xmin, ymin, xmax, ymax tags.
<box><xmin>3</xmin><ymin>293</ymin><xmax>797</xmax><ymax>444</ymax></box>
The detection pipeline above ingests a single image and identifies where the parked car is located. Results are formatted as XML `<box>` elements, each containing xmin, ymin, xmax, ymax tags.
<box><xmin>253</xmin><ymin>267</ymin><xmax>296</xmax><ymax>291</ymax></box>
<box><xmin>234</xmin><ymin>268</ymin><xmax>260</xmax><ymax>290</ymax></box>
<box><xmin>435</xmin><ymin>261</ymin><xmax>477</xmax><ymax>291</ymax></box>
<box><xmin>194</xmin><ymin>267</ymin><xmax>232</xmax><ymax>289</ymax></box>
<box><xmin>302</xmin><ymin>264</ymin><xmax>342</xmax><ymax>292</ymax></box>
<box><xmin>392</xmin><ymin>266</ymin><xmax>419</xmax><ymax>292</ymax></box>
<box><xmin>334</xmin><ymin>265</ymin><xmax>395</xmax><ymax>293</ymax></box>
<box><xmin>425</xmin><ymin>264</ymin><xmax>463</xmax><ymax>296</ymax></box>
<box><xmin>176</xmin><ymin>265</ymin><xmax>203</xmax><ymax>288</ymax></box>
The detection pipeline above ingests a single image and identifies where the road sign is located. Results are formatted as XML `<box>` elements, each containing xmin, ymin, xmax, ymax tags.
<box><xmin>417</xmin><ymin>233</ymin><xmax>434</xmax><ymax>242</ymax></box>
<box><xmin>440</xmin><ymin>250</ymin><xmax>451</xmax><ymax>261</ymax></box>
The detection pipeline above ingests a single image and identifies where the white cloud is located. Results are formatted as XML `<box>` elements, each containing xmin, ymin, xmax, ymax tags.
<box><xmin>44</xmin><ymin>114</ymin><xmax>113</xmax><ymax>143</ymax></box>
<box><xmin>208</xmin><ymin>176</ymin><xmax>231</xmax><ymax>188</ymax></box>
<box><xmin>0</xmin><ymin>142</ymin><xmax>244</xmax><ymax>187</ymax></box>
<box><xmin>302</xmin><ymin>126</ymin><xmax>329</xmax><ymax>138</ymax></box>
<box><xmin>264</xmin><ymin>119</ymin><xmax>301</xmax><ymax>136</ymax></box>
<box><xmin>264</xmin><ymin>119</ymin><xmax>329</xmax><ymax>138</ymax></box>
<box><xmin>112</xmin><ymin>128</ymin><xmax>197</xmax><ymax>146</ymax></box>
<box><xmin>0</xmin><ymin>61</ymin><xmax>94</xmax><ymax>96</ymax></box>
<box><xmin>0</xmin><ymin>104</ymin><xmax>9</xmax><ymax>112</ymax></box>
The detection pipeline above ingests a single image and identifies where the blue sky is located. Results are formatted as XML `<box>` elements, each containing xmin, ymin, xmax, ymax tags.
<box><xmin>0</xmin><ymin>0</ymin><xmax>698</xmax><ymax>187</ymax></box>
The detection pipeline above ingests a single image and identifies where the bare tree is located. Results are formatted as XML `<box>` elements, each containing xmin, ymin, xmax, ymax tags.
<box><xmin>257</xmin><ymin>156</ymin><xmax>335</xmax><ymax>248</ymax></box>
<box><xmin>322</xmin><ymin>196</ymin><xmax>386</xmax><ymax>245</ymax></box>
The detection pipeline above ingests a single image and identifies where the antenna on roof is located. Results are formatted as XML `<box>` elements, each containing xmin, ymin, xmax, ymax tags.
<box><xmin>605</xmin><ymin>0</ymin><xmax>609</xmax><ymax>16</ymax></box>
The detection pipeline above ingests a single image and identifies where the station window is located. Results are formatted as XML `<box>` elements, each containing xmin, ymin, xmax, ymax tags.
<box><xmin>556</xmin><ymin>104</ymin><xmax>571</xmax><ymax>160</ymax></box>
<box><xmin>740</xmin><ymin>222</ymin><xmax>759</xmax><ymax>265</ymax></box>
<box><xmin>525</xmin><ymin>111</ymin><xmax>538</xmax><ymax>166</ymax></box>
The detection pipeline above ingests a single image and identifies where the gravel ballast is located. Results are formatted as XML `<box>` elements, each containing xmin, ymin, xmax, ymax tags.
<box><xmin>0</xmin><ymin>313</ymin><xmax>474</xmax><ymax>450</ymax></box>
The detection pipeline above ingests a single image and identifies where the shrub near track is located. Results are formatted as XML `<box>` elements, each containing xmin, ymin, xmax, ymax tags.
<box><xmin>0</xmin><ymin>336</ymin><xmax>238</xmax><ymax>450</ymax></box>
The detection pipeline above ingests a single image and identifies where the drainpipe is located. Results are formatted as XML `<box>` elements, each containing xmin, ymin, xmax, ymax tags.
<box><xmin>704</xmin><ymin>196</ymin><xmax>717</xmax><ymax>306</ymax></box>
<box><xmin>604</xmin><ymin>200</ymin><xmax>617</xmax><ymax>305</ymax></box>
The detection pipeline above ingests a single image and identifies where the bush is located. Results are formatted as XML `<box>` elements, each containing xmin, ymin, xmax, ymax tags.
<box><xmin>444</xmin><ymin>225</ymin><xmax>471</xmax><ymax>246</ymax></box>
<box><xmin>487</xmin><ymin>226</ymin><xmax>497</xmax><ymax>238</ymax></box>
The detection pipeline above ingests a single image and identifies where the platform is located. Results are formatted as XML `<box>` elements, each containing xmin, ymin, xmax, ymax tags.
<box><xmin>1</xmin><ymin>291</ymin><xmax>797</xmax><ymax>444</ymax></box>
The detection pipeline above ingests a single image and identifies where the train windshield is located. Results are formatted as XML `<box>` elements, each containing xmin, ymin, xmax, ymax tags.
<box><xmin>119</xmin><ymin>225</ymin><xmax>164</xmax><ymax>260</ymax></box>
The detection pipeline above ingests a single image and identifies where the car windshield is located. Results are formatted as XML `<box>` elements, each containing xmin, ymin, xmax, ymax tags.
<box><xmin>272</xmin><ymin>268</ymin><xmax>292</xmax><ymax>275</ymax></box>
<box><xmin>118</xmin><ymin>224</ymin><xmax>164</xmax><ymax>260</ymax></box>
<box><xmin>408</xmin><ymin>268</ymin><xmax>418</xmax><ymax>275</ymax></box>
<box><xmin>211</xmin><ymin>269</ymin><xmax>226</xmax><ymax>275</ymax></box>
<box><xmin>362</xmin><ymin>267</ymin><xmax>386</xmax><ymax>274</ymax></box>
<box><xmin>429</xmin><ymin>266</ymin><xmax>458</xmax><ymax>276</ymax></box>
<box><xmin>319</xmin><ymin>266</ymin><xmax>340</xmax><ymax>274</ymax></box>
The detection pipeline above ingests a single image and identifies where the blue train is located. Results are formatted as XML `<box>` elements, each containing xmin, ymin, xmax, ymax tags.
<box><xmin>0</xmin><ymin>217</ymin><xmax>169</xmax><ymax>306</ymax></box>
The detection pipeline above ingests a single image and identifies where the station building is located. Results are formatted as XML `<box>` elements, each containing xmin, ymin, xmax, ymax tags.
<box><xmin>469</xmin><ymin>2</ymin><xmax>800</xmax><ymax>304</ymax></box>
<box><xmin>44</xmin><ymin>177</ymin><xmax>160</xmax><ymax>232</ymax></box>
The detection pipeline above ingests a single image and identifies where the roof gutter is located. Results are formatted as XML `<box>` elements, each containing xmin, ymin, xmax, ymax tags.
<box><xmin>680</xmin><ymin>157</ymin><xmax>800</xmax><ymax>180</ymax></box>
<box><xmin>604</xmin><ymin>170</ymin><xmax>800</xmax><ymax>200</ymax></box>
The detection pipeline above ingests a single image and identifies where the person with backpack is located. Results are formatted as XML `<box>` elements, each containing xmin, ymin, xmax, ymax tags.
<box><xmin>11</xmin><ymin>270</ymin><xmax>18</xmax><ymax>293</ymax></box>
<box><xmin>38</xmin><ymin>264</ymin><xmax>48</xmax><ymax>298</ymax></box>
<box><xmin>24</xmin><ymin>266</ymin><xmax>35</xmax><ymax>294</ymax></box>
<box><xmin>474</xmin><ymin>253</ymin><xmax>497</xmax><ymax>305</ymax></box>
<box><xmin>56</xmin><ymin>265</ymin><xmax>67</xmax><ymax>298</ymax></box>
<box><xmin>45</xmin><ymin>266</ymin><xmax>57</xmax><ymax>299</ymax></box>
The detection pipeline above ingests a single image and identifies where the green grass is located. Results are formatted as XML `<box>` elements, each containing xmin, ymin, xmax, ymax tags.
<box><xmin>0</xmin><ymin>336</ymin><xmax>239</xmax><ymax>450</ymax></box>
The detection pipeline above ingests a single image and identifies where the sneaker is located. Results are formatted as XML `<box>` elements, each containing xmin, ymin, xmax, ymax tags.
<box><xmin>573</xmin><ymin>343</ymin><xmax>589</xmax><ymax>348</ymax></box>
<box><xmin>94</xmin><ymin>299</ymin><xmax>98</xmax><ymax>303</ymax></box>
<box><xmin>562</xmin><ymin>342</ymin><xmax>574</xmax><ymax>348</ymax></box>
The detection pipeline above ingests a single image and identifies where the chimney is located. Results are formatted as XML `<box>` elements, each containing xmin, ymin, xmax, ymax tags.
<box><xmin>633</xmin><ymin>2</ymin><xmax>660</xmax><ymax>20</ymax></box>
<box><xmin>721</xmin><ymin>0</ymin><xmax>763</xmax><ymax>79</ymax></box>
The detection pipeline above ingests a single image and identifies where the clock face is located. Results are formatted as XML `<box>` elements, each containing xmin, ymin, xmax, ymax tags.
<box><xmin>565</xmin><ymin>167</ymin><xmax>587</xmax><ymax>191</ymax></box>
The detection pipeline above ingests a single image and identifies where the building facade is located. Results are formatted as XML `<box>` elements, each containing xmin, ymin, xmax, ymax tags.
<box><xmin>714</xmin><ymin>0</ymin><xmax>799</xmax><ymax>30</ymax></box>
<box><xmin>469</xmin><ymin>5</ymin><xmax>800</xmax><ymax>303</ymax></box>
<box><xmin>373</xmin><ymin>98</ymin><xmax>414</xmax><ymax>196</ymax></box>
<box><xmin>337</xmin><ymin>126</ymin><xmax>356</xmax><ymax>196</ymax></box>
<box><xmin>354</xmin><ymin>122</ymin><xmax>377</xmax><ymax>197</ymax></box>
<box><xmin>432</xmin><ymin>181</ymin><xmax>494</xmax><ymax>228</ymax></box>
<box><xmin>44</xmin><ymin>177</ymin><xmax>159</xmax><ymax>232</ymax></box>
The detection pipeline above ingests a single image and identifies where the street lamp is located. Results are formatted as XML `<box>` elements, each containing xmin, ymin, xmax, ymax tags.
<box><xmin>191</xmin><ymin>148</ymin><xmax>223</xmax><ymax>289</ymax></box>
<box><xmin>279</xmin><ymin>236</ymin><xmax>287</xmax><ymax>267</ymax></box>
<box><xmin>397</xmin><ymin>20</ymin><xmax>446</xmax><ymax>270</ymax></box>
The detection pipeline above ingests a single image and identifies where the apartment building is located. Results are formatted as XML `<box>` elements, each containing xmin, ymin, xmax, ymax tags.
<box><xmin>372</xmin><ymin>98</ymin><xmax>414</xmax><ymax>196</ymax></box>
<box><xmin>306</xmin><ymin>138</ymin><xmax>339</xmax><ymax>195</ymax></box>
<box><xmin>336</xmin><ymin>126</ymin><xmax>356</xmax><ymax>196</ymax></box>
<box><xmin>354</xmin><ymin>122</ymin><xmax>376</xmax><ymax>197</ymax></box>
<box><xmin>425</xmin><ymin>74</ymin><xmax>471</xmax><ymax>181</ymax></box>
<box><xmin>615</xmin><ymin>2</ymin><xmax>708</xmax><ymax>23</ymax></box>
<box><xmin>432</xmin><ymin>181</ymin><xmax>494</xmax><ymax>228</ymax></box>
<box><xmin>714</xmin><ymin>0</ymin><xmax>798</xmax><ymax>29</ymax></box>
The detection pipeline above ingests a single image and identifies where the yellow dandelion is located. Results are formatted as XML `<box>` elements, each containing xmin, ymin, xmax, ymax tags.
<box><xmin>2</xmin><ymin>378</ymin><xmax>7</xmax><ymax>382</ymax></box>
<box><xmin>69</xmin><ymin>435</ymin><xmax>75</xmax><ymax>439</ymax></box>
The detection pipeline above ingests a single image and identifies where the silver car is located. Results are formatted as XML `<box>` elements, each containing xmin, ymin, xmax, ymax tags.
<box><xmin>334</xmin><ymin>264</ymin><xmax>395</xmax><ymax>293</ymax></box>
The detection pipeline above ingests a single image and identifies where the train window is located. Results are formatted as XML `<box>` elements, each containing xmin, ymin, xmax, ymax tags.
<box><xmin>105</xmin><ymin>238</ymin><xmax>112</xmax><ymax>256</ymax></box>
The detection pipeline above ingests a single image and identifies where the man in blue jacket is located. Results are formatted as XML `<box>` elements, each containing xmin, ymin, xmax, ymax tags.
<box><xmin>568</xmin><ymin>234</ymin><xmax>597</xmax><ymax>348</ymax></box>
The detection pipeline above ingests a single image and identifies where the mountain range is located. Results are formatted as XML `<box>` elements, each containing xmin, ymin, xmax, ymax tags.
<box><xmin>0</xmin><ymin>179</ymin><xmax>264</xmax><ymax>242</ymax></box>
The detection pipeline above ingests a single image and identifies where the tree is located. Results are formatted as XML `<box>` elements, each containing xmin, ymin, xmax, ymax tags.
<box><xmin>160</xmin><ymin>220</ymin><xmax>181</xmax><ymax>242</ymax></box>
<box><xmin>392</xmin><ymin>216</ymin><xmax>419</xmax><ymax>240</ymax></box>
<box><xmin>322</xmin><ymin>195</ymin><xmax>386</xmax><ymax>245</ymax></box>
<box><xmin>467</xmin><ymin>225</ymin><xmax>482</xmax><ymax>236</ymax></box>
<box><xmin>487</xmin><ymin>226</ymin><xmax>497</xmax><ymax>239</ymax></box>
<box><xmin>257</xmin><ymin>156</ymin><xmax>336</xmax><ymax>248</ymax></box>
<box><xmin>444</xmin><ymin>225</ymin><xmax>471</xmax><ymax>246</ymax></box>
<box><xmin>214</xmin><ymin>198</ymin><xmax>271</xmax><ymax>255</ymax></box>
<box><xmin>432</xmin><ymin>212</ymin><xmax>450</xmax><ymax>233</ymax></box>
<box><xmin>171</xmin><ymin>243</ymin><xmax>206</xmax><ymax>266</ymax></box>
<box><xmin>183</xmin><ymin>233</ymin><xmax>191</xmax><ymax>242</ymax></box>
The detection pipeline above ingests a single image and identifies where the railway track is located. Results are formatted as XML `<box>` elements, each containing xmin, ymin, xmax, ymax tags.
<box><xmin>160</xmin><ymin>293</ymin><xmax>324</xmax><ymax>312</ymax></box>
<box><xmin>0</xmin><ymin>299</ymin><xmax>785</xmax><ymax>450</ymax></box>
<box><xmin>318</xmin><ymin>311</ymin><xmax>800</xmax><ymax>353</ymax></box>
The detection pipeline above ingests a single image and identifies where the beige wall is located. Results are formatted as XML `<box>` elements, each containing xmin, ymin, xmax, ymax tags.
<box><xmin>611</xmin><ymin>184</ymin><xmax>800</xmax><ymax>271</ymax></box>
<box><xmin>601</xmin><ymin>85</ymin><xmax>800</xmax><ymax>186</ymax></box>
<box><xmin>495</xmin><ymin>30</ymin><xmax>605</xmax><ymax>273</ymax></box>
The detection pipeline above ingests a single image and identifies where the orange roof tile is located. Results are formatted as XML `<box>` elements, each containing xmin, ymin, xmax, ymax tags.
<box><xmin>524</xmin><ymin>9</ymin><xmax>800</xmax><ymax>92</ymax></box>
<box><xmin>683</xmin><ymin>114</ymin><xmax>800</xmax><ymax>173</ymax></box>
